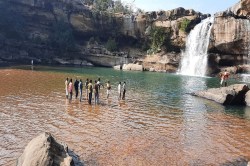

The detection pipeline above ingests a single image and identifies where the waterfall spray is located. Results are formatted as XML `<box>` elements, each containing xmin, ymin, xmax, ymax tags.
<box><xmin>178</xmin><ymin>17</ymin><xmax>214</xmax><ymax>77</ymax></box>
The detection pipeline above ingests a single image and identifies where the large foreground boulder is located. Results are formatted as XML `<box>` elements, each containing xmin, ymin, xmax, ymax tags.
<box><xmin>193</xmin><ymin>84</ymin><xmax>249</xmax><ymax>105</ymax></box>
<box><xmin>17</xmin><ymin>132</ymin><xmax>82</xmax><ymax>166</ymax></box>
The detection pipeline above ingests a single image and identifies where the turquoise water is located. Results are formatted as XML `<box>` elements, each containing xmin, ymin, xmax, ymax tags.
<box><xmin>22</xmin><ymin>65</ymin><xmax>250</xmax><ymax>117</ymax></box>
<box><xmin>1</xmin><ymin>66</ymin><xmax>250</xmax><ymax>165</ymax></box>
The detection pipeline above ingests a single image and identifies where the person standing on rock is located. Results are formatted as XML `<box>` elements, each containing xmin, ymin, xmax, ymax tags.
<box><xmin>88</xmin><ymin>80</ymin><xmax>93</xmax><ymax>105</ymax></box>
<box><xmin>118</xmin><ymin>82</ymin><xmax>122</xmax><ymax>100</ymax></box>
<box><xmin>68</xmin><ymin>79</ymin><xmax>73</xmax><ymax>103</ymax></box>
<box><xmin>122</xmin><ymin>82</ymin><xmax>126</xmax><ymax>100</ymax></box>
<box><xmin>94</xmin><ymin>80</ymin><xmax>99</xmax><ymax>105</ymax></box>
<box><xmin>106</xmin><ymin>81</ymin><xmax>111</xmax><ymax>99</ymax></box>
<box><xmin>79</xmin><ymin>79</ymin><xmax>83</xmax><ymax>102</ymax></box>
<box><xmin>220</xmin><ymin>69</ymin><xmax>230</xmax><ymax>87</ymax></box>
<box><xmin>85</xmin><ymin>78</ymin><xmax>89</xmax><ymax>100</ymax></box>
<box><xmin>65</xmin><ymin>78</ymin><xmax>69</xmax><ymax>99</ymax></box>
<box><xmin>74</xmin><ymin>79</ymin><xmax>79</xmax><ymax>99</ymax></box>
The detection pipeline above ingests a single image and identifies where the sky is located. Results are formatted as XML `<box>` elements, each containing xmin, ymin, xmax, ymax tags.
<box><xmin>121</xmin><ymin>0</ymin><xmax>239</xmax><ymax>14</ymax></box>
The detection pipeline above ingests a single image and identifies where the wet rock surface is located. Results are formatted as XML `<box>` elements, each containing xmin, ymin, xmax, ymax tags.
<box><xmin>193</xmin><ymin>84</ymin><xmax>249</xmax><ymax>105</ymax></box>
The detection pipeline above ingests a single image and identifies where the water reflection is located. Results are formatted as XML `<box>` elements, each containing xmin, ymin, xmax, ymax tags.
<box><xmin>0</xmin><ymin>67</ymin><xmax>250</xmax><ymax>165</ymax></box>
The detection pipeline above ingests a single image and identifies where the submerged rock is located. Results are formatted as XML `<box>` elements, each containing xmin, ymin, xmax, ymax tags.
<box><xmin>16</xmin><ymin>132</ymin><xmax>83</xmax><ymax>166</ymax></box>
<box><xmin>193</xmin><ymin>84</ymin><xmax>249</xmax><ymax>105</ymax></box>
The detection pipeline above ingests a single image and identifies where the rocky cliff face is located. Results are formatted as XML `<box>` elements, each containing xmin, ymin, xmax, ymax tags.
<box><xmin>209</xmin><ymin>0</ymin><xmax>250</xmax><ymax>72</ymax></box>
<box><xmin>0</xmin><ymin>0</ymin><xmax>208</xmax><ymax>68</ymax></box>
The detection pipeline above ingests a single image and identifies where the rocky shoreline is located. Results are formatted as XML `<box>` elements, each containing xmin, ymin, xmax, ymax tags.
<box><xmin>0</xmin><ymin>0</ymin><xmax>249</xmax><ymax>75</ymax></box>
<box><xmin>193</xmin><ymin>84</ymin><xmax>250</xmax><ymax>106</ymax></box>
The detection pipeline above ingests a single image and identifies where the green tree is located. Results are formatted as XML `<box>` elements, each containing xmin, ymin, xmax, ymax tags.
<box><xmin>179</xmin><ymin>18</ymin><xmax>191</xmax><ymax>32</ymax></box>
<box><xmin>94</xmin><ymin>0</ymin><xmax>113</xmax><ymax>12</ymax></box>
<box><xmin>149</xmin><ymin>27</ymin><xmax>166</xmax><ymax>53</ymax></box>
<box><xmin>113</xmin><ymin>0</ymin><xmax>124</xmax><ymax>13</ymax></box>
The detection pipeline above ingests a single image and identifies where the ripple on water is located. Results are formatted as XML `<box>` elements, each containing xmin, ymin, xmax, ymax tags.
<box><xmin>0</xmin><ymin>68</ymin><xmax>250</xmax><ymax>165</ymax></box>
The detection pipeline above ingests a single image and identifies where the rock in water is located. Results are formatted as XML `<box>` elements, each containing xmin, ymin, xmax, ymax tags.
<box><xmin>17</xmin><ymin>132</ymin><xmax>74</xmax><ymax>166</ymax></box>
<box><xmin>122</xmin><ymin>63</ymin><xmax>143</xmax><ymax>71</ymax></box>
<box><xmin>193</xmin><ymin>84</ymin><xmax>249</xmax><ymax>105</ymax></box>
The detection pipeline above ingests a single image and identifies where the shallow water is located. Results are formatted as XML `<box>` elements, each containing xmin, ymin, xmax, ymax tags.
<box><xmin>0</xmin><ymin>66</ymin><xmax>250</xmax><ymax>165</ymax></box>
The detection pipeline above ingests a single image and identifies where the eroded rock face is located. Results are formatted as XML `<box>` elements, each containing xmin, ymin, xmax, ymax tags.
<box><xmin>209</xmin><ymin>0</ymin><xmax>250</xmax><ymax>68</ymax></box>
<box><xmin>141</xmin><ymin>52</ymin><xmax>181</xmax><ymax>72</ymax></box>
<box><xmin>193</xmin><ymin>84</ymin><xmax>249</xmax><ymax>105</ymax></box>
<box><xmin>17</xmin><ymin>132</ymin><xmax>75</xmax><ymax>166</ymax></box>
<box><xmin>146</xmin><ymin>8</ymin><xmax>208</xmax><ymax>49</ymax></box>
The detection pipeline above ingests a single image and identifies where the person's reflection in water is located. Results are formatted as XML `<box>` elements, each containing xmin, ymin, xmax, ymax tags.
<box><xmin>94</xmin><ymin>105</ymin><xmax>100</xmax><ymax>114</ymax></box>
<box><xmin>87</xmin><ymin>104</ymin><xmax>93</xmax><ymax>112</ymax></box>
<box><xmin>65</xmin><ymin>98</ymin><xmax>74</xmax><ymax>116</ymax></box>
<box><xmin>119</xmin><ymin>100</ymin><xmax>126</xmax><ymax>108</ymax></box>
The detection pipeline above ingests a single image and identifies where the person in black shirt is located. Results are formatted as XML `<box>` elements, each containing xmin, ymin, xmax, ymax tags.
<box><xmin>74</xmin><ymin>79</ymin><xmax>79</xmax><ymax>99</ymax></box>
<box><xmin>122</xmin><ymin>82</ymin><xmax>126</xmax><ymax>100</ymax></box>
<box><xmin>94</xmin><ymin>80</ymin><xmax>99</xmax><ymax>105</ymax></box>
<box><xmin>85</xmin><ymin>78</ymin><xmax>89</xmax><ymax>100</ymax></box>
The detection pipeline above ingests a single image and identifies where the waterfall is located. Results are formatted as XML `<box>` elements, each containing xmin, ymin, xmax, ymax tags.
<box><xmin>178</xmin><ymin>17</ymin><xmax>214</xmax><ymax>77</ymax></box>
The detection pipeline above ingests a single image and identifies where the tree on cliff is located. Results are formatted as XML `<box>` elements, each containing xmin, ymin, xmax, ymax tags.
<box><xmin>149</xmin><ymin>27</ymin><xmax>166</xmax><ymax>54</ymax></box>
<box><xmin>113</xmin><ymin>0</ymin><xmax>133</xmax><ymax>14</ymax></box>
<box><xmin>179</xmin><ymin>18</ymin><xmax>191</xmax><ymax>33</ymax></box>
<box><xmin>94</xmin><ymin>0</ymin><xmax>113</xmax><ymax>12</ymax></box>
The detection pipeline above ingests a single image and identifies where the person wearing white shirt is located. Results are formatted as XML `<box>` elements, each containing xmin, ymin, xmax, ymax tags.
<box><xmin>65</xmin><ymin>78</ymin><xmax>69</xmax><ymax>99</ymax></box>
<box><xmin>118</xmin><ymin>82</ymin><xmax>121</xmax><ymax>100</ymax></box>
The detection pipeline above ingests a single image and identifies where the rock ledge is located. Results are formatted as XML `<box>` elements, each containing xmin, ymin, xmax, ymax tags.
<box><xmin>193</xmin><ymin>84</ymin><xmax>249</xmax><ymax>105</ymax></box>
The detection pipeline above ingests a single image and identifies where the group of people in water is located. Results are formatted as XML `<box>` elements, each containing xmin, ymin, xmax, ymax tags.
<box><xmin>65</xmin><ymin>77</ymin><xmax>126</xmax><ymax>105</ymax></box>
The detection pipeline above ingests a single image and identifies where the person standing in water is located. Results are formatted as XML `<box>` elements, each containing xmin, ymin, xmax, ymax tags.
<box><xmin>79</xmin><ymin>79</ymin><xmax>83</xmax><ymax>102</ymax></box>
<box><xmin>74</xmin><ymin>79</ymin><xmax>79</xmax><ymax>99</ymax></box>
<box><xmin>68</xmin><ymin>79</ymin><xmax>73</xmax><ymax>102</ymax></box>
<box><xmin>220</xmin><ymin>69</ymin><xmax>230</xmax><ymax>87</ymax></box>
<box><xmin>122</xmin><ymin>82</ymin><xmax>126</xmax><ymax>100</ymax></box>
<box><xmin>65</xmin><ymin>78</ymin><xmax>69</xmax><ymax>99</ymax></box>
<box><xmin>85</xmin><ymin>78</ymin><xmax>89</xmax><ymax>100</ymax></box>
<box><xmin>106</xmin><ymin>81</ymin><xmax>111</xmax><ymax>99</ymax></box>
<box><xmin>88</xmin><ymin>80</ymin><xmax>93</xmax><ymax>105</ymax></box>
<box><xmin>94</xmin><ymin>80</ymin><xmax>99</xmax><ymax>105</ymax></box>
<box><xmin>118</xmin><ymin>82</ymin><xmax>122</xmax><ymax>100</ymax></box>
<box><xmin>97</xmin><ymin>78</ymin><xmax>104</xmax><ymax>90</ymax></box>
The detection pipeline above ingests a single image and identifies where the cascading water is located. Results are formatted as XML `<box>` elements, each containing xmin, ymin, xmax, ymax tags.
<box><xmin>178</xmin><ymin>17</ymin><xmax>214</xmax><ymax>77</ymax></box>
<box><xmin>242</xmin><ymin>19</ymin><xmax>250</xmax><ymax>82</ymax></box>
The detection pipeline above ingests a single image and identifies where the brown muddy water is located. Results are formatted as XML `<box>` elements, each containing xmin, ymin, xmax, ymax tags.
<box><xmin>0</xmin><ymin>66</ymin><xmax>250</xmax><ymax>166</ymax></box>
